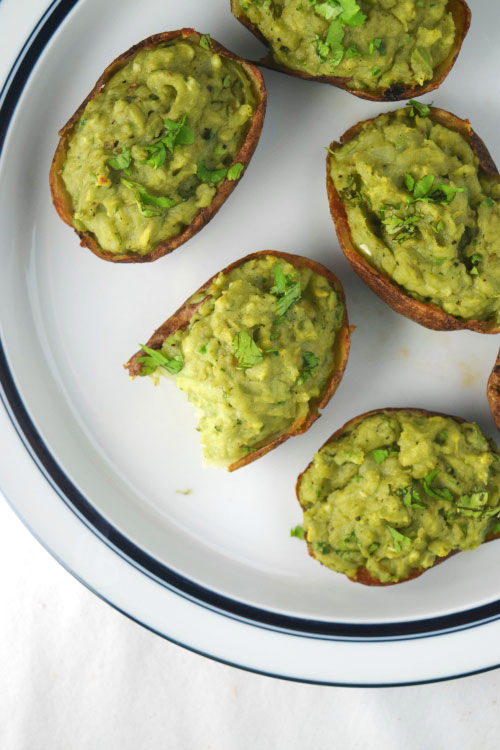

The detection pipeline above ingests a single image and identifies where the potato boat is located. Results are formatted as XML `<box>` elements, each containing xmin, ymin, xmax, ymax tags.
<box><xmin>230</xmin><ymin>0</ymin><xmax>470</xmax><ymax>101</ymax></box>
<box><xmin>296</xmin><ymin>408</ymin><xmax>500</xmax><ymax>586</ymax></box>
<box><xmin>126</xmin><ymin>251</ymin><xmax>350</xmax><ymax>470</ymax></box>
<box><xmin>50</xmin><ymin>29</ymin><xmax>266</xmax><ymax>262</ymax></box>
<box><xmin>487</xmin><ymin>351</ymin><xmax>500</xmax><ymax>432</ymax></box>
<box><xmin>327</xmin><ymin>104</ymin><xmax>500</xmax><ymax>332</ymax></box>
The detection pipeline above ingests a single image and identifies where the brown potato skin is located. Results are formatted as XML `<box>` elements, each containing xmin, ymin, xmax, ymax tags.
<box><xmin>230</xmin><ymin>0</ymin><xmax>470</xmax><ymax>101</ymax></box>
<box><xmin>49</xmin><ymin>29</ymin><xmax>267</xmax><ymax>263</ymax></box>
<box><xmin>327</xmin><ymin>107</ymin><xmax>500</xmax><ymax>333</ymax></box>
<box><xmin>296</xmin><ymin>407</ymin><xmax>500</xmax><ymax>586</ymax></box>
<box><xmin>125</xmin><ymin>250</ymin><xmax>351</xmax><ymax>471</ymax></box>
<box><xmin>487</xmin><ymin>350</ymin><xmax>500</xmax><ymax>431</ymax></box>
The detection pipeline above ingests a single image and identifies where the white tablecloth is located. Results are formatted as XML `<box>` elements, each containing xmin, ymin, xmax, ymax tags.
<box><xmin>2</xmin><ymin>2</ymin><xmax>500</xmax><ymax>747</ymax></box>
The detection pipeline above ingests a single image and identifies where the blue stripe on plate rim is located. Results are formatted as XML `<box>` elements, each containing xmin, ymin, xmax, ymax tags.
<box><xmin>2</xmin><ymin>0</ymin><xmax>500</xmax><ymax>660</ymax></box>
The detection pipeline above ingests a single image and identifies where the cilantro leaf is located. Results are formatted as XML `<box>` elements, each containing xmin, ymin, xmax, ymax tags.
<box><xmin>406</xmin><ymin>99</ymin><xmax>431</xmax><ymax>117</ymax></box>
<box><xmin>387</xmin><ymin>525</ymin><xmax>412</xmax><ymax>552</ymax></box>
<box><xmin>468</xmin><ymin>253</ymin><xmax>482</xmax><ymax>276</ymax></box>
<box><xmin>199</xmin><ymin>34</ymin><xmax>213</xmax><ymax>50</ymax></box>
<box><xmin>227</xmin><ymin>162</ymin><xmax>245</xmax><ymax>181</ymax></box>
<box><xmin>423</xmin><ymin>469</ymin><xmax>454</xmax><ymax>502</ymax></box>
<box><xmin>372</xmin><ymin>449</ymin><xmax>389</xmax><ymax>464</ymax></box>
<box><xmin>121</xmin><ymin>178</ymin><xmax>175</xmax><ymax>217</ymax></box>
<box><xmin>406</xmin><ymin>174</ymin><xmax>464</xmax><ymax>205</ymax></box>
<box><xmin>137</xmin><ymin>344</ymin><xmax>184</xmax><ymax>376</ymax></box>
<box><xmin>233</xmin><ymin>331</ymin><xmax>263</xmax><ymax>369</ymax></box>
<box><xmin>290</xmin><ymin>525</ymin><xmax>305</xmax><ymax>540</ymax></box>
<box><xmin>297</xmin><ymin>351</ymin><xmax>319</xmax><ymax>385</ymax></box>
<box><xmin>107</xmin><ymin>146</ymin><xmax>132</xmax><ymax>174</ymax></box>
<box><xmin>162</xmin><ymin>115</ymin><xmax>194</xmax><ymax>152</ymax></box>
<box><xmin>197</xmin><ymin>161</ymin><xmax>228</xmax><ymax>184</ymax></box>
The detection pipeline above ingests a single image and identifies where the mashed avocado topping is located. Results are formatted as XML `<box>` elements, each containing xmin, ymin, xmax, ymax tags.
<box><xmin>298</xmin><ymin>411</ymin><xmax>500</xmax><ymax>583</ymax></box>
<box><xmin>61</xmin><ymin>36</ymin><xmax>258</xmax><ymax>255</ymax></box>
<box><xmin>138</xmin><ymin>256</ymin><xmax>344</xmax><ymax>467</ymax></box>
<box><xmin>234</xmin><ymin>0</ymin><xmax>455</xmax><ymax>92</ymax></box>
<box><xmin>329</xmin><ymin>106</ymin><xmax>500</xmax><ymax>324</ymax></box>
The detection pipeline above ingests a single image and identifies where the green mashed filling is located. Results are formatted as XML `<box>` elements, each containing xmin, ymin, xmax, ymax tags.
<box><xmin>61</xmin><ymin>36</ymin><xmax>258</xmax><ymax>255</ymax></box>
<box><xmin>329</xmin><ymin>106</ymin><xmax>500</xmax><ymax>324</ymax></box>
<box><xmin>234</xmin><ymin>0</ymin><xmax>454</xmax><ymax>92</ymax></box>
<box><xmin>138</xmin><ymin>255</ymin><xmax>344</xmax><ymax>467</ymax></box>
<box><xmin>298</xmin><ymin>411</ymin><xmax>500</xmax><ymax>584</ymax></box>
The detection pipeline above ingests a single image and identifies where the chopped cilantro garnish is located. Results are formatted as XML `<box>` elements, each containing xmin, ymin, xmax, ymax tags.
<box><xmin>107</xmin><ymin>146</ymin><xmax>132</xmax><ymax>174</ymax></box>
<box><xmin>270</xmin><ymin>266</ymin><xmax>302</xmax><ymax>337</ymax></box>
<box><xmin>137</xmin><ymin>344</ymin><xmax>184</xmax><ymax>376</ymax></box>
<box><xmin>233</xmin><ymin>331</ymin><xmax>263</xmax><ymax>369</ymax></box>
<box><xmin>142</xmin><ymin>115</ymin><xmax>194</xmax><ymax>169</ymax></box>
<box><xmin>345</xmin><ymin>44</ymin><xmax>362</xmax><ymax>58</ymax></box>
<box><xmin>199</xmin><ymin>34</ymin><xmax>213</xmax><ymax>50</ymax></box>
<box><xmin>369</xmin><ymin>37</ymin><xmax>385</xmax><ymax>55</ymax></box>
<box><xmin>405</xmin><ymin>174</ymin><xmax>464</xmax><ymax>205</ymax></box>
<box><xmin>121</xmin><ymin>178</ymin><xmax>175</xmax><ymax>217</ymax></box>
<box><xmin>436</xmin><ymin>429</ymin><xmax>448</xmax><ymax>445</ymax></box>
<box><xmin>483</xmin><ymin>197</ymin><xmax>495</xmax><ymax>208</ymax></box>
<box><xmin>297</xmin><ymin>351</ymin><xmax>319</xmax><ymax>385</ymax></box>
<box><xmin>315</xmin><ymin>541</ymin><xmax>332</xmax><ymax>554</ymax></box>
<box><xmin>227</xmin><ymin>162</ymin><xmax>245</xmax><ymax>181</ymax></box>
<box><xmin>423</xmin><ymin>469</ymin><xmax>453</xmax><ymax>502</ymax></box>
<box><xmin>368</xmin><ymin>542</ymin><xmax>380</xmax><ymax>554</ymax></box>
<box><xmin>382</xmin><ymin>213</ymin><xmax>421</xmax><ymax>243</ymax></box>
<box><xmin>406</xmin><ymin>99</ymin><xmax>431</xmax><ymax>117</ymax></box>
<box><xmin>290</xmin><ymin>525</ymin><xmax>305</xmax><ymax>540</ymax></box>
<box><xmin>372</xmin><ymin>448</ymin><xmax>389</xmax><ymax>464</ymax></box>
<box><xmin>312</xmin><ymin>0</ymin><xmax>366</xmax><ymax>72</ymax></box>
<box><xmin>387</xmin><ymin>525</ymin><xmax>411</xmax><ymax>552</ymax></box>
<box><xmin>197</xmin><ymin>161</ymin><xmax>228</xmax><ymax>184</ymax></box>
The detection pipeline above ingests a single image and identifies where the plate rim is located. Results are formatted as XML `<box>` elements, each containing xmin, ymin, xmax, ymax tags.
<box><xmin>2</xmin><ymin>0</ymin><xmax>500</xmax><ymax>686</ymax></box>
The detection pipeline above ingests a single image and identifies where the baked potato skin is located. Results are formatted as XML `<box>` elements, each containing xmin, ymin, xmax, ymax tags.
<box><xmin>327</xmin><ymin>107</ymin><xmax>500</xmax><ymax>334</ymax></box>
<box><xmin>50</xmin><ymin>29</ymin><xmax>267</xmax><ymax>263</ymax></box>
<box><xmin>296</xmin><ymin>407</ymin><xmax>500</xmax><ymax>585</ymax></box>
<box><xmin>487</xmin><ymin>351</ymin><xmax>500</xmax><ymax>432</ymax></box>
<box><xmin>125</xmin><ymin>250</ymin><xmax>351</xmax><ymax>471</ymax></box>
<box><xmin>230</xmin><ymin>0</ymin><xmax>471</xmax><ymax>102</ymax></box>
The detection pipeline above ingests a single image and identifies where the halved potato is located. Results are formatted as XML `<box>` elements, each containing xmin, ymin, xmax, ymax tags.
<box><xmin>327</xmin><ymin>106</ymin><xmax>500</xmax><ymax>332</ymax></box>
<box><xmin>126</xmin><ymin>250</ymin><xmax>350</xmax><ymax>470</ymax></box>
<box><xmin>487</xmin><ymin>351</ymin><xmax>500</xmax><ymax>431</ymax></box>
<box><xmin>230</xmin><ymin>0</ymin><xmax>470</xmax><ymax>101</ymax></box>
<box><xmin>296</xmin><ymin>408</ymin><xmax>500</xmax><ymax>585</ymax></box>
<box><xmin>50</xmin><ymin>29</ymin><xmax>266</xmax><ymax>262</ymax></box>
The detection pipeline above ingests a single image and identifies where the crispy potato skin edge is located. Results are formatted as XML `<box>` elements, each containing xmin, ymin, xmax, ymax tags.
<box><xmin>229</xmin><ymin>0</ymin><xmax>471</xmax><ymax>101</ymax></box>
<box><xmin>296</xmin><ymin>407</ymin><xmax>500</xmax><ymax>586</ymax></box>
<box><xmin>49</xmin><ymin>29</ymin><xmax>267</xmax><ymax>263</ymax></box>
<box><xmin>326</xmin><ymin>107</ymin><xmax>500</xmax><ymax>333</ymax></box>
<box><xmin>125</xmin><ymin>250</ymin><xmax>351</xmax><ymax>471</ymax></box>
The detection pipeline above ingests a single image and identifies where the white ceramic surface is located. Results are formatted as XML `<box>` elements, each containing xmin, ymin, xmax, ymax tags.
<box><xmin>2</xmin><ymin>0</ymin><xmax>500</xmax><ymax>684</ymax></box>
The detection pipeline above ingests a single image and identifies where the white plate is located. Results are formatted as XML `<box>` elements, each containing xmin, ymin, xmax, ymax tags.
<box><xmin>2</xmin><ymin>0</ymin><xmax>500</xmax><ymax>686</ymax></box>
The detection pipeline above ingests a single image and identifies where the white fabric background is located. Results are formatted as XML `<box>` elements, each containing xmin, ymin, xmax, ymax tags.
<box><xmin>2</xmin><ymin>2</ymin><xmax>500</xmax><ymax>747</ymax></box>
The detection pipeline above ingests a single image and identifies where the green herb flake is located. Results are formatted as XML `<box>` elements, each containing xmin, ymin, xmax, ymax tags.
<box><xmin>107</xmin><ymin>146</ymin><xmax>132</xmax><ymax>174</ymax></box>
<box><xmin>271</xmin><ymin>265</ymin><xmax>302</xmax><ymax>321</ymax></box>
<box><xmin>137</xmin><ymin>344</ymin><xmax>184</xmax><ymax>376</ymax></box>
<box><xmin>387</xmin><ymin>525</ymin><xmax>411</xmax><ymax>552</ymax></box>
<box><xmin>345</xmin><ymin>44</ymin><xmax>362</xmax><ymax>58</ymax></box>
<box><xmin>423</xmin><ymin>469</ymin><xmax>454</xmax><ymax>502</ymax></box>
<box><xmin>233</xmin><ymin>331</ymin><xmax>264</xmax><ymax>369</ymax></box>
<box><xmin>290</xmin><ymin>525</ymin><xmax>305</xmax><ymax>540</ymax></box>
<box><xmin>227</xmin><ymin>162</ymin><xmax>245</xmax><ymax>181</ymax></box>
<box><xmin>121</xmin><ymin>178</ymin><xmax>175</xmax><ymax>217</ymax></box>
<box><xmin>406</xmin><ymin>99</ymin><xmax>431</xmax><ymax>117</ymax></box>
<box><xmin>297</xmin><ymin>351</ymin><xmax>319</xmax><ymax>385</ymax></box>
<box><xmin>368</xmin><ymin>542</ymin><xmax>380</xmax><ymax>554</ymax></box>
<box><xmin>222</xmin><ymin>74</ymin><xmax>232</xmax><ymax>88</ymax></box>
<box><xmin>197</xmin><ymin>161</ymin><xmax>228</xmax><ymax>184</ymax></box>
<box><xmin>483</xmin><ymin>197</ymin><xmax>496</xmax><ymax>208</ymax></box>
<box><xmin>199</xmin><ymin>34</ymin><xmax>213</xmax><ymax>50</ymax></box>
<box><xmin>372</xmin><ymin>448</ymin><xmax>389</xmax><ymax>464</ymax></box>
